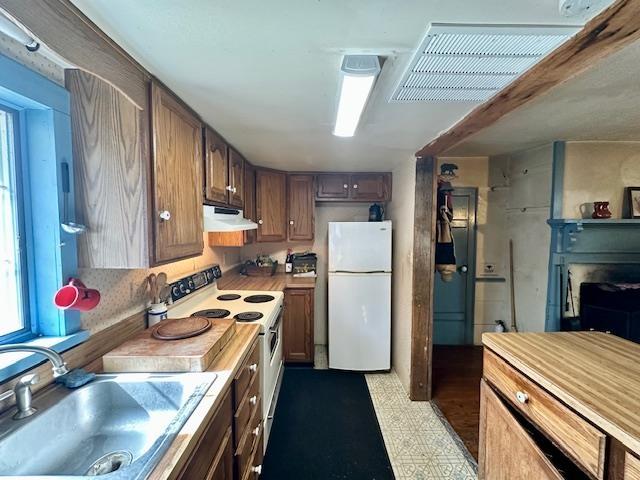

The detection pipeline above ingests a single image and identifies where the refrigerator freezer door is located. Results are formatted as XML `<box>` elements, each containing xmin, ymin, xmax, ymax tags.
<box><xmin>328</xmin><ymin>221</ymin><xmax>392</xmax><ymax>273</ymax></box>
<box><xmin>328</xmin><ymin>273</ymin><xmax>391</xmax><ymax>371</ymax></box>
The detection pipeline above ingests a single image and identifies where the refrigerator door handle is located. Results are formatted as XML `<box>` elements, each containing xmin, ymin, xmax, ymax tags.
<box><xmin>333</xmin><ymin>270</ymin><xmax>388</xmax><ymax>274</ymax></box>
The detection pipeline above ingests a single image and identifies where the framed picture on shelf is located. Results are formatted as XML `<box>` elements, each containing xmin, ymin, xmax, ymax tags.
<box><xmin>627</xmin><ymin>187</ymin><xmax>640</xmax><ymax>219</ymax></box>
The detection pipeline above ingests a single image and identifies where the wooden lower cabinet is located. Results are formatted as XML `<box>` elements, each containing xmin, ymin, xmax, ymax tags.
<box><xmin>178</xmin><ymin>390</ymin><xmax>233</xmax><ymax>480</ymax></box>
<box><xmin>479</xmin><ymin>380</ymin><xmax>564</xmax><ymax>480</ymax></box>
<box><xmin>283</xmin><ymin>288</ymin><xmax>314</xmax><ymax>363</ymax></box>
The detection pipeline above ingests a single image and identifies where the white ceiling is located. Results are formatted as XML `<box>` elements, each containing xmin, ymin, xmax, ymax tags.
<box><xmin>445</xmin><ymin>36</ymin><xmax>640</xmax><ymax>156</ymax></box>
<box><xmin>70</xmin><ymin>0</ymin><xmax>597</xmax><ymax>171</ymax></box>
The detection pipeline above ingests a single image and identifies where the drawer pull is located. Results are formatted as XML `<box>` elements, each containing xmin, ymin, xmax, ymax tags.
<box><xmin>251</xmin><ymin>465</ymin><xmax>262</xmax><ymax>475</ymax></box>
<box><xmin>249</xmin><ymin>363</ymin><xmax>258</xmax><ymax>373</ymax></box>
<box><xmin>253</xmin><ymin>426</ymin><xmax>260</xmax><ymax>436</ymax></box>
<box><xmin>515</xmin><ymin>391</ymin><xmax>529</xmax><ymax>404</ymax></box>
<box><xmin>249</xmin><ymin>395</ymin><xmax>258</xmax><ymax>406</ymax></box>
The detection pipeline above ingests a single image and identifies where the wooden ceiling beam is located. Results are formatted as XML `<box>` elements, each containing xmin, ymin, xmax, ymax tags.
<box><xmin>415</xmin><ymin>0</ymin><xmax>640</xmax><ymax>158</ymax></box>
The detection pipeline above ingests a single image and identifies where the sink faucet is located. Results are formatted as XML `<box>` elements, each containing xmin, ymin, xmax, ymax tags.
<box><xmin>0</xmin><ymin>345</ymin><xmax>69</xmax><ymax>420</ymax></box>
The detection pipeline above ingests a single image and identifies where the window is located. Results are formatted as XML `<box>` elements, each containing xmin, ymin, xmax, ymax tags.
<box><xmin>0</xmin><ymin>106</ymin><xmax>30</xmax><ymax>342</ymax></box>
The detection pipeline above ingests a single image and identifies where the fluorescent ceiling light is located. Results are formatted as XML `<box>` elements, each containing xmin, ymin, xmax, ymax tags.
<box><xmin>333</xmin><ymin>55</ymin><xmax>380</xmax><ymax>137</ymax></box>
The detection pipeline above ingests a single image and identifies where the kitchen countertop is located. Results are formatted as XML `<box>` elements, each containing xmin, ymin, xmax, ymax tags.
<box><xmin>483</xmin><ymin>331</ymin><xmax>640</xmax><ymax>454</ymax></box>
<box><xmin>148</xmin><ymin>323</ymin><xmax>260</xmax><ymax>479</ymax></box>
<box><xmin>217</xmin><ymin>269</ymin><xmax>316</xmax><ymax>291</ymax></box>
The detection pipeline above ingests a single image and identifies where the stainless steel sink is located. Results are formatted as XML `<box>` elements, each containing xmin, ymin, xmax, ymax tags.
<box><xmin>0</xmin><ymin>372</ymin><xmax>216</xmax><ymax>478</ymax></box>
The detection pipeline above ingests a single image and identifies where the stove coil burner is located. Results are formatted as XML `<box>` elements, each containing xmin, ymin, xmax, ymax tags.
<box><xmin>234</xmin><ymin>312</ymin><xmax>264</xmax><ymax>322</ymax></box>
<box><xmin>191</xmin><ymin>309</ymin><xmax>231</xmax><ymax>319</ymax></box>
<box><xmin>243</xmin><ymin>294</ymin><xmax>275</xmax><ymax>304</ymax></box>
<box><xmin>217</xmin><ymin>294</ymin><xmax>241</xmax><ymax>301</ymax></box>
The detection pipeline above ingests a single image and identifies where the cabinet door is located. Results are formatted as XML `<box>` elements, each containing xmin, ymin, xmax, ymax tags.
<box><xmin>151</xmin><ymin>82</ymin><xmax>204</xmax><ymax>263</ymax></box>
<box><xmin>243</xmin><ymin>162</ymin><xmax>256</xmax><ymax>244</ymax></box>
<box><xmin>479</xmin><ymin>381</ymin><xmax>563</xmax><ymax>480</ymax></box>
<box><xmin>204</xmin><ymin>127</ymin><xmax>229</xmax><ymax>205</ymax></box>
<box><xmin>350</xmin><ymin>173</ymin><xmax>391</xmax><ymax>201</ymax></box>
<box><xmin>315</xmin><ymin>173</ymin><xmax>350</xmax><ymax>200</ymax></box>
<box><xmin>283</xmin><ymin>289</ymin><xmax>314</xmax><ymax>363</ymax></box>
<box><xmin>228</xmin><ymin>147</ymin><xmax>244</xmax><ymax>208</ymax></box>
<box><xmin>255</xmin><ymin>169</ymin><xmax>287</xmax><ymax>242</ymax></box>
<box><xmin>288</xmin><ymin>175</ymin><xmax>315</xmax><ymax>241</ymax></box>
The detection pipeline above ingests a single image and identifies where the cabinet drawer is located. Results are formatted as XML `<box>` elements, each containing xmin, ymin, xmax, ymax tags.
<box><xmin>234</xmin><ymin>341</ymin><xmax>260</xmax><ymax>410</ymax></box>
<box><xmin>241</xmin><ymin>434</ymin><xmax>264</xmax><ymax>480</ymax></box>
<box><xmin>484</xmin><ymin>349</ymin><xmax>606</xmax><ymax>479</ymax></box>
<box><xmin>626</xmin><ymin>452</ymin><xmax>640</xmax><ymax>480</ymax></box>
<box><xmin>234</xmin><ymin>373</ymin><xmax>261</xmax><ymax>448</ymax></box>
<box><xmin>206</xmin><ymin>427</ymin><xmax>233</xmax><ymax>480</ymax></box>
<box><xmin>178</xmin><ymin>390</ymin><xmax>232</xmax><ymax>479</ymax></box>
<box><xmin>236</xmin><ymin>407</ymin><xmax>263</xmax><ymax>478</ymax></box>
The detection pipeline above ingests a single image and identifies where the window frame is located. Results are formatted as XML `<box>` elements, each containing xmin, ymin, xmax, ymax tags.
<box><xmin>0</xmin><ymin>103</ymin><xmax>34</xmax><ymax>344</ymax></box>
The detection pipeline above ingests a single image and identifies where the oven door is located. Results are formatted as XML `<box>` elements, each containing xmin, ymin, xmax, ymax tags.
<box><xmin>263</xmin><ymin>305</ymin><xmax>283</xmax><ymax>449</ymax></box>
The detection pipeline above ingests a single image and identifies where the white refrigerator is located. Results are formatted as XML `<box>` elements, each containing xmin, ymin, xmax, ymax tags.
<box><xmin>328</xmin><ymin>221</ymin><xmax>392</xmax><ymax>371</ymax></box>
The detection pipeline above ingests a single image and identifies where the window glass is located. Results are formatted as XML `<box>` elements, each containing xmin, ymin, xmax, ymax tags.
<box><xmin>0</xmin><ymin>107</ymin><xmax>27</xmax><ymax>339</ymax></box>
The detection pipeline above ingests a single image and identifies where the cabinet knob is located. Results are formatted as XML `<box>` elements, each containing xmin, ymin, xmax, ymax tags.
<box><xmin>159</xmin><ymin>210</ymin><xmax>171</xmax><ymax>221</ymax></box>
<box><xmin>515</xmin><ymin>391</ymin><xmax>529</xmax><ymax>404</ymax></box>
<box><xmin>249</xmin><ymin>395</ymin><xmax>258</xmax><ymax>405</ymax></box>
<box><xmin>249</xmin><ymin>363</ymin><xmax>258</xmax><ymax>372</ymax></box>
<box><xmin>353</xmin><ymin>184</ymin><xmax>358</xmax><ymax>189</ymax></box>
<box><xmin>251</xmin><ymin>465</ymin><xmax>262</xmax><ymax>475</ymax></box>
<box><xmin>225</xmin><ymin>185</ymin><xmax>233</xmax><ymax>192</ymax></box>
<box><xmin>343</xmin><ymin>184</ymin><xmax>348</xmax><ymax>189</ymax></box>
<box><xmin>258</xmin><ymin>220</ymin><xmax>263</xmax><ymax>225</ymax></box>
<box><xmin>289</xmin><ymin>220</ymin><xmax>294</xmax><ymax>225</ymax></box>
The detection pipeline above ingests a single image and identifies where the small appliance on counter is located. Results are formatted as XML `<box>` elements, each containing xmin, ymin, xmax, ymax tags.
<box><xmin>241</xmin><ymin>255</ymin><xmax>278</xmax><ymax>276</ymax></box>
<box><xmin>292</xmin><ymin>252</ymin><xmax>317</xmax><ymax>275</ymax></box>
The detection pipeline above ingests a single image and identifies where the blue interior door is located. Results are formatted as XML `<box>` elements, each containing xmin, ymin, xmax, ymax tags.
<box><xmin>433</xmin><ymin>188</ymin><xmax>477</xmax><ymax>345</ymax></box>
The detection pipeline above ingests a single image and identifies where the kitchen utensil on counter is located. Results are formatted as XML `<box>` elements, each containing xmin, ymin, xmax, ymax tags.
<box><xmin>60</xmin><ymin>162</ymin><xmax>87</xmax><ymax>235</ymax></box>
<box><xmin>369</xmin><ymin>203</ymin><xmax>384</xmax><ymax>222</ymax></box>
<box><xmin>152</xmin><ymin>317</ymin><xmax>212</xmax><ymax>340</ymax></box>
<box><xmin>53</xmin><ymin>278</ymin><xmax>100</xmax><ymax>311</ymax></box>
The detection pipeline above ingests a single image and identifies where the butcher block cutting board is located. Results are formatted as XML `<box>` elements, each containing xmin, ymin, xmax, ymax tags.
<box><xmin>103</xmin><ymin>318</ymin><xmax>236</xmax><ymax>373</ymax></box>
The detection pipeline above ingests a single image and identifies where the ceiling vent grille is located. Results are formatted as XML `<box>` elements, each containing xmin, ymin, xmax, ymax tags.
<box><xmin>391</xmin><ymin>24</ymin><xmax>581</xmax><ymax>103</ymax></box>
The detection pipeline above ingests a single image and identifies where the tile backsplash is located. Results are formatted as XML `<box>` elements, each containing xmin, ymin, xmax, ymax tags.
<box><xmin>78</xmin><ymin>239</ymin><xmax>240</xmax><ymax>334</ymax></box>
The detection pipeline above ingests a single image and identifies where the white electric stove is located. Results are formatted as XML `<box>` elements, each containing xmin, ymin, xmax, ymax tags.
<box><xmin>166</xmin><ymin>266</ymin><xmax>284</xmax><ymax>450</ymax></box>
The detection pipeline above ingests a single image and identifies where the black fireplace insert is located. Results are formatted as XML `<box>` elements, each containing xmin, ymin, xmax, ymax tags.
<box><xmin>579</xmin><ymin>282</ymin><xmax>640</xmax><ymax>342</ymax></box>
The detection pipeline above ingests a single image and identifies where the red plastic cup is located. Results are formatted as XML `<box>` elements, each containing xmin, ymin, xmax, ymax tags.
<box><xmin>54</xmin><ymin>278</ymin><xmax>101</xmax><ymax>311</ymax></box>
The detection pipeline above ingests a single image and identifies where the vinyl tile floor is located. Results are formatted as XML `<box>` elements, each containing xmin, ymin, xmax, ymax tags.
<box><xmin>314</xmin><ymin>346</ymin><xmax>477</xmax><ymax>480</ymax></box>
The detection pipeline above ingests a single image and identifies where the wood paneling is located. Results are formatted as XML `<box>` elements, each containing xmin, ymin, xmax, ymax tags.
<box><xmin>287</xmin><ymin>174</ymin><xmax>315</xmax><ymax>241</ymax></box>
<box><xmin>243</xmin><ymin>162</ymin><xmax>256</xmax><ymax>244</ymax></box>
<box><xmin>151</xmin><ymin>81</ymin><xmax>204</xmax><ymax>263</ymax></box>
<box><xmin>350</xmin><ymin>173</ymin><xmax>391</xmax><ymax>202</ymax></box>
<box><xmin>228</xmin><ymin>148</ymin><xmax>245</xmax><ymax>208</ymax></box>
<box><xmin>416</xmin><ymin>0</ymin><xmax>640</xmax><ymax>157</ymax></box>
<box><xmin>484</xmin><ymin>349</ymin><xmax>605</xmax><ymax>478</ymax></box>
<box><xmin>204</xmin><ymin>127</ymin><xmax>229</xmax><ymax>205</ymax></box>
<box><xmin>255</xmin><ymin>168</ymin><xmax>287</xmax><ymax>242</ymax></box>
<box><xmin>316</xmin><ymin>173</ymin><xmax>350</xmax><ymax>200</ymax></box>
<box><xmin>66</xmin><ymin>69</ymin><xmax>150</xmax><ymax>268</ymax></box>
<box><xmin>410</xmin><ymin>157</ymin><xmax>437</xmax><ymax>400</ymax></box>
<box><xmin>483</xmin><ymin>332</ymin><xmax>640</xmax><ymax>454</ymax></box>
<box><xmin>479</xmin><ymin>380</ymin><xmax>564</xmax><ymax>480</ymax></box>
<box><xmin>0</xmin><ymin>0</ymin><xmax>148</xmax><ymax>109</ymax></box>
<box><xmin>283</xmin><ymin>288</ymin><xmax>314</xmax><ymax>363</ymax></box>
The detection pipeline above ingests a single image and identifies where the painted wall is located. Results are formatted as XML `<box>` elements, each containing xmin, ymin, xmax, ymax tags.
<box><xmin>505</xmin><ymin>144</ymin><xmax>553</xmax><ymax>333</ymax></box>
<box><xmin>563</xmin><ymin>141</ymin><xmax>640</xmax><ymax>219</ymax></box>
<box><xmin>387</xmin><ymin>157</ymin><xmax>416</xmax><ymax>393</ymax></box>
<box><xmin>437</xmin><ymin>156</ymin><xmax>510</xmax><ymax>344</ymax></box>
<box><xmin>240</xmin><ymin>204</ymin><xmax>369</xmax><ymax>346</ymax></box>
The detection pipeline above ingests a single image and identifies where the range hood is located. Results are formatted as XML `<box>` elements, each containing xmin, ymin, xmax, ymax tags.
<box><xmin>203</xmin><ymin>206</ymin><xmax>257</xmax><ymax>232</ymax></box>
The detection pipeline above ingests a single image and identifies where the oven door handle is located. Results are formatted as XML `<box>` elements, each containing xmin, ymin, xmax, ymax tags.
<box><xmin>269</xmin><ymin>307</ymin><xmax>283</xmax><ymax>332</ymax></box>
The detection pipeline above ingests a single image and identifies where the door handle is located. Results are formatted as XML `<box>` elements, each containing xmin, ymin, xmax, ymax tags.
<box><xmin>459</xmin><ymin>265</ymin><xmax>468</xmax><ymax>273</ymax></box>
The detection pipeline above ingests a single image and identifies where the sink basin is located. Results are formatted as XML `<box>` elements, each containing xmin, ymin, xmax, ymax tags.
<box><xmin>0</xmin><ymin>372</ymin><xmax>216</xmax><ymax>478</ymax></box>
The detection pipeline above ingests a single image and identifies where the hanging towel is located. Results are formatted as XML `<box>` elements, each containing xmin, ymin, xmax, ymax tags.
<box><xmin>435</xmin><ymin>180</ymin><xmax>456</xmax><ymax>282</ymax></box>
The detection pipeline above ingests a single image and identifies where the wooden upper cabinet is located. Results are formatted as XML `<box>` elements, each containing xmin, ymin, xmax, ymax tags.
<box><xmin>316</xmin><ymin>173</ymin><xmax>350</xmax><ymax>200</ymax></box>
<box><xmin>255</xmin><ymin>168</ymin><xmax>287</xmax><ymax>242</ymax></box>
<box><xmin>151</xmin><ymin>81</ymin><xmax>204</xmax><ymax>264</ymax></box>
<box><xmin>67</xmin><ymin>69</ymin><xmax>151</xmax><ymax>269</ymax></box>
<box><xmin>204</xmin><ymin>127</ymin><xmax>229</xmax><ymax>205</ymax></box>
<box><xmin>350</xmin><ymin>173</ymin><xmax>391</xmax><ymax>201</ymax></box>
<box><xmin>244</xmin><ymin>162</ymin><xmax>257</xmax><ymax>244</ymax></box>
<box><xmin>228</xmin><ymin>148</ymin><xmax>244</xmax><ymax>208</ymax></box>
<box><xmin>288</xmin><ymin>175</ymin><xmax>314</xmax><ymax>241</ymax></box>
<box><xmin>283</xmin><ymin>288</ymin><xmax>314</xmax><ymax>363</ymax></box>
